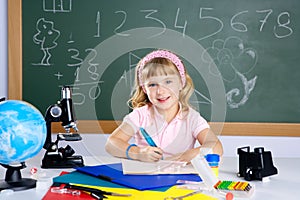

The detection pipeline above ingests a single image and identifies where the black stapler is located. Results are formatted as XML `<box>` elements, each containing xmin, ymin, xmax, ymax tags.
<box><xmin>41</xmin><ymin>86</ymin><xmax>84</xmax><ymax>168</ymax></box>
<box><xmin>237</xmin><ymin>146</ymin><xmax>278</xmax><ymax>181</ymax></box>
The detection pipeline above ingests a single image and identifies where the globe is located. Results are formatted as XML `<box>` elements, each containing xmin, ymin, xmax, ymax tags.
<box><xmin>0</xmin><ymin>100</ymin><xmax>47</xmax><ymax>165</ymax></box>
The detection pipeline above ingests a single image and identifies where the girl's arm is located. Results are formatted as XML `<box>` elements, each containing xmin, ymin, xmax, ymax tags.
<box><xmin>105</xmin><ymin>122</ymin><xmax>163</xmax><ymax>162</ymax></box>
<box><xmin>105</xmin><ymin>122</ymin><xmax>134</xmax><ymax>158</ymax></box>
<box><xmin>169</xmin><ymin>128</ymin><xmax>223</xmax><ymax>163</ymax></box>
<box><xmin>197</xmin><ymin>128</ymin><xmax>223</xmax><ymax>156</ymax></box>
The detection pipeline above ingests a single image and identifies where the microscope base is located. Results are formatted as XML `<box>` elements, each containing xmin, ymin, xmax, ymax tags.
<box><xmin>41</xmin><ymin>154</ymin><xmax>84</xmax><ymax>169</ymax></box>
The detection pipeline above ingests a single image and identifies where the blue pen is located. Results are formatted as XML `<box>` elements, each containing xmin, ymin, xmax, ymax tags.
<box><xmin>139</xmin><ymin>127</ymin><xmax>157</xmax><ymax>147</ymax></box>
<box><xmin>140</xmin><ymin>127</ymin><xmax>163</xmax><ymax>158</ymax></box>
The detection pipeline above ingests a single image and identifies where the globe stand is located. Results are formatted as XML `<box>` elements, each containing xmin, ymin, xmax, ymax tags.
<box><xmin>0</xmin><ymin>162</ymin><xmax>36</xmax><ymax>191</ymax></box>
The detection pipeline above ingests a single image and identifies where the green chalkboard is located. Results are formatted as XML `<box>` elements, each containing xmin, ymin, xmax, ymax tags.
<box><xmin>22</xmin><ymin>0</ymin><xmax>300</xmax><ymax>123</ymax></box>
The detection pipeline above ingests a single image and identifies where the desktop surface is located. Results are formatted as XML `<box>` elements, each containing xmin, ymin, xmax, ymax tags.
<box><xmin>0</xmin><ymin>152</ymin><xmax>299</xmax><ymax>200</ymax></box>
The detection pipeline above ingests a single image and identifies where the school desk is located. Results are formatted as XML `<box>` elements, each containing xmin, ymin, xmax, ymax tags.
<box><xmin>0</xmin><ymin>138</ymin><xmax>299</xmax><ymax>200</ymax></box>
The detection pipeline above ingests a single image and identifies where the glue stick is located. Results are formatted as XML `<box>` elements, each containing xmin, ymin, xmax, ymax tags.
<box><xmin>205</xmin><ymin>154</ymin><xmax>220</xmax><ymax>178</ymax></box>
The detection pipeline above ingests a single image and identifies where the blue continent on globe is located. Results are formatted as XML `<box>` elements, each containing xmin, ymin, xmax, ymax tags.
<box><xmin>0</xmin><ymin>100</ymin><xmax>47</xmax><ymax>165</ymax></box>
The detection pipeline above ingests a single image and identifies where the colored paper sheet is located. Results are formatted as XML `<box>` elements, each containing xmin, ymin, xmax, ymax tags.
<box><xmin>42</xmin><ymin>185</ymin><xmax>95</xmax><ymax>200</ymax></box>
<box><xmin>43</xmin><ymin>172</ymin><xmax>94</xmax><ymax>200</ymax></box>
<box><xmin>76</xmin><ymin>163</ymin><xmax>202</xmax><ymax>190</ymax></box>
<box><xmin>74</xmin><ymin>184</ymin><xmax>218</xmax><ymax>200</ymax></box>
<box><xmin>53</xmin><ymin>170</ymin><xmax>170</xmax><ymax>192</ymax></box>
<box><xmin>53</xmin><ymin>170</ymin><xmax>126</xmax><ymax>188</ymax></box>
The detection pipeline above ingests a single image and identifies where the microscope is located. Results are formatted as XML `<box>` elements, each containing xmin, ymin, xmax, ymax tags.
<box><xmin>41</xmin><ymin>86</ymin><xmax>84</xmax><ymax>168</ymax></box>
<box><xmin>237</xmin><ymin>146</ymin><xmax>278</xmax><ymax>181</ymax></box>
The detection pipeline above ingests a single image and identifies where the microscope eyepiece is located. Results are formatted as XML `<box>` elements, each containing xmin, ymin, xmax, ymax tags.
<box><xmin>62</xmin><ymin>86</ymin><xmax>72</xmax><ymax>99</ymax></box>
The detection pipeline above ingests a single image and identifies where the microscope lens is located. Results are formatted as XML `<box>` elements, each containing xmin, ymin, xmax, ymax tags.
<box><xmin>50</xmin><ymin>106</ymin><xmax>62</xmax><ymax>117</ymax></box>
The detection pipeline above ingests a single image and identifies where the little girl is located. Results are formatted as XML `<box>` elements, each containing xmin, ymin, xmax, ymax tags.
<box><xmin>105</xmin><ymin>49</ymin><xmax>223</xmax><ymax>162</ymax></box>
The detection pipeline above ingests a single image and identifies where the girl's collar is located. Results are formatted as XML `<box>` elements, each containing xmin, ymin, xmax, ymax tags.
<box><xmin>151</xmin><ymin>103</ymin><xmax>185</xmax><ymax>122</ymax></box>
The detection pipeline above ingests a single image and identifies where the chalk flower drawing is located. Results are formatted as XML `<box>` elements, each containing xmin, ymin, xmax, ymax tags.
<box><xmin>33</xmin><ymin>18</ymin><xmax>60</xmax><ymax>66</ymax></box>
<box><xmin>202</xmin><ymin>36</ymin><xmax>258</xmax><ymax>108</ymax></box>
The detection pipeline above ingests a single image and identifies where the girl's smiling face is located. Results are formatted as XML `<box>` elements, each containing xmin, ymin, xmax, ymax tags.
<box><xmin>143</xmin><ymin>75</ymin><xmax>182</xmax><ymax>114</ymax></box>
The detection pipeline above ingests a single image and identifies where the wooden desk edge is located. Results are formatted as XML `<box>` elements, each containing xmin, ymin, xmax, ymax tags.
<box><xmin>51</xmin><ymin>120</ymin><xmax>300</xmax><ymax>137</ymax></box>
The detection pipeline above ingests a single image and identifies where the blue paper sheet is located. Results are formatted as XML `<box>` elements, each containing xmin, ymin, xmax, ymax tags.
<box><xmin>76</xmin><ymin>163</ymin><xmax>202</xmax><ymax>190</ymax></box>
<box><xmin>53</xmin><ymin>170</ymin><xmax>126</xmax><ymax>188</ymax></box>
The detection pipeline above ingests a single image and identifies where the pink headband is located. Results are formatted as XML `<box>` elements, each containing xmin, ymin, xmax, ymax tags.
<box><xmin>138</xmin><ymin>50</ymin><xmax>186</xmax><ymax>89</ymax></box>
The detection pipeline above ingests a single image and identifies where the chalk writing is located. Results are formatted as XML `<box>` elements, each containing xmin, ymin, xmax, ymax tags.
<box><xmin>141</xmin><ymin>10</ymin><xmax>166</xmax><ymax>38</ymax></box>
<box><xmin>67</xmin><ymin>48</ymin><xmax>83</xmax><ymax>67</ymax></box>
<box><xmin>94</xmin><ymin>11</ymin><xmax>101</xmax><ymax>38</ymax></box>
<box><xmin>54</xmin><ymin>72</ymin><xmax>63</xmax><ymax>80</ymax></box>
<box><xmin>67</xmin><ymin>48</ymin><xmax>101</xmax><ymax>105</ymax></box>
<box><xmin>74</xmin><ymin>67</ymin><xmax>80</xmax><ymax>82</ymax></box>
<box><xmin>32</xmin><ymin>18</ymin><xmax>60</xmax><ymax>66</ymax></box>
<box><xmin>198</xmin><ymin>7</ymin><xmax>223</xmax><ymax>41</ymax></box>
<box><xmin>24</xmin><ymin>0</ymin><xmax>298</xmax><ymax>122</ymax></box>
<box><xmin>72</xmin><ymin>86</ymin><xmax>85</xmax><ymax>105</ymax></box>
<box><xmin>191</xmin><ymin>89</ymin><xmax>213</xmax><ymax>105</ymax></box>
<box><xmin>85</xmin><ymin>48</ymin><xmax>100</xmax><ymax>81</ymax></box>
<box><xmin>114</xmin><ymin>11</ymin><xmax>130</xmax><ymax>36</ymax></box>
<box><xmin>128</xmin><ymin>52</ymin><xmax>141</xmax><ymax>96</ymax></box>
<box><xmin>274</xmin><ymin>12</ymin><xmax>292</xmax><ymax>39</ymax></box>
<box><xmin>174</xmin><ymin>8</ymin><xmax>187</xmax><ymax>37</ymax></box>
<box><xmin>256</xmin><ymin>9</ymin><xmax>293</xmax><ymax>38</ymax></box>
<box><xmin>68</xmin><ymin>32</ymin><xmax>74</xmax><ymax>43</ymax></box>
<box><xmin>30</xmin><ymin>4</ymin><xmax>293</xmax><ymax>109</ymax></box>
<box><xmin>256</xmin><ymin>9</ymin><xmax>272</xmax><ymax>32</ymax></box>
<box><xmin>64</xmin><ymin>81</ymin><xmax>103</xmax><ymax>105</ymax></box>
<box><xmin>230</xmin><ymin>10</ymin><xmax>248</xmax><ymax>32</ymax></box>
<box><xmin>43</xmin><ymin>0</ymin><xmax>72</xmax><ymax>13</ymax></box>
<box><xmin>118</xmin><ymin>52</ymin><xmax>140</xmax><ymax>95</ymax></box>
<box><xmin>107</xmin><ymin>7</ymin><xmax>293</xmax><ymax>40</ymax></box>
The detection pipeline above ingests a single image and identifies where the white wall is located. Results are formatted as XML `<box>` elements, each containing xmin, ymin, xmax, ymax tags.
<box><xmin>1</xmin><ymin>1</ymin><xmax>299</xmax><ymax>158</ymax></box>
<box><xmin>0</xmin><ymin>0</ymin><xmax>7</xmax><ymax>98</ymax></box>
<box><xmin>219</xmin><ymin>136</ymin><xmax>300</xmax><ymax>158</ymax></box>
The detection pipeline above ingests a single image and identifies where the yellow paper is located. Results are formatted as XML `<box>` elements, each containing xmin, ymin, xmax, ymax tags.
<box><xmin>75</xmin><ymin>184</ymin><xmax>217</xmax><ymax>200</ymax></box>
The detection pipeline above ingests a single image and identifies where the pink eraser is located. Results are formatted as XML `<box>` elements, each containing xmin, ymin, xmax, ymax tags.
<box><xmin>226</xmin><ymin>192</ymin><xmax>234</xmax><ymax>200</ymax></box>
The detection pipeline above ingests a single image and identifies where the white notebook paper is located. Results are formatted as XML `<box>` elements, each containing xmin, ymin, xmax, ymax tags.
<box><xmin>121</xmin><ymin>159</ymin><xmax>198</xmax><ymax>175</ymax></box>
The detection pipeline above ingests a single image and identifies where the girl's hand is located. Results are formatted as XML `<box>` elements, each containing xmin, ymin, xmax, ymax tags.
<box><xmin>137</xmin><ymin>146</ymin><xmax>163</xmax><ymax>162</ymax></box>
<box><xmin>167</xmin><ymin>148</ymin><xmax>200</xmax><ymax>163</ymax></box>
